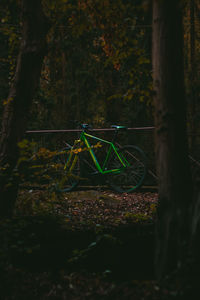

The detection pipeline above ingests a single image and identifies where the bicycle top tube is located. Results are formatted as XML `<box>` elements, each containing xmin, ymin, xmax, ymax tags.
<box><xmin>78</xmin><ymin>123</ymin><xmax>127</xmax><ymax>143</ymax></box>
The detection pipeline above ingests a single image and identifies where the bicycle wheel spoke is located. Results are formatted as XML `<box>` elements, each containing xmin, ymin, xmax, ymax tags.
<box><xmin>108</xmin><ymin>145</ymin><xmax>146</xmax><ymax>193</ymax></box>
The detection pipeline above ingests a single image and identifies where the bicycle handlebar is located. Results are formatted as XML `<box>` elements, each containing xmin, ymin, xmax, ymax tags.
<box><xmin>71</xmin><ymin>120</ymin><xmax>127</xmax><ymax>132</ymax></box>
<box><xmin>80</xmin><ymin>124</ymin><xmax>93</xmax><ymax>130</ymax></box>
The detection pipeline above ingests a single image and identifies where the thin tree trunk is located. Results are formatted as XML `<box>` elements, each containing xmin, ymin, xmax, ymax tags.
<box><xmin>152</xmin><ymin>0</ymin><xmax>193</xmax><ymax>279</ymax></box>
<box><xmin>190</xmin><ymin>0</ymin><xmax>197</xmax><ymax>152</ymax></box>
<box><xmin>61</xmin><ymin>51</ymin><xmax>69</xmax><ymax>122</ymax></box>
<box><xmin>0</xmin><ymin>0</ymin><xmax>50</xmax><ymax>217</ymax></box>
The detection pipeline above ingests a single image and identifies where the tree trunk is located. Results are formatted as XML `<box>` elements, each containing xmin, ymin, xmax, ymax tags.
<box><xmin>0</xmin><ymin>0</ymin><xmax>50</xmax><ymax>217</ymax></box>
<box><xmin>190</xmin><ymin>0</ymin><xmax>197</xmax><ymax>153</ymax></box>
<box><xmin>152</xmin><ymin>0</ymin><xmax>193</xmax><ymax>279</ymax></box>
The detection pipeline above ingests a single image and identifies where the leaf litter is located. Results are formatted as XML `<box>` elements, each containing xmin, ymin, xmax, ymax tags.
<box><xmin>0</xmin><ymin>189</ymin><xmax>164</xmax><ymax>300</ymax></box>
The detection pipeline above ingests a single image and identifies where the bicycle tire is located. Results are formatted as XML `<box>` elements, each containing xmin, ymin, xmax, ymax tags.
<box><xmin>52</xmin><ymin>147</ymin><xmax>81</xmax><ymax>192</ymax></box>
<box><xmin>107</xmin><ymin>145</ymin><xmax>147</xmax><ymax>193</ymax></box>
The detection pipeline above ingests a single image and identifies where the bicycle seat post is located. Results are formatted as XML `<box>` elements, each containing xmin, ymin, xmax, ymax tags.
<box><xmin>111</xmin><ymin>128</ymin><xmax>118</xmax><ymax>143</ymax></box>
<box><xmin>111</xmin><ymin>125</ymin><xmax>127</xmax><ymax>143</ymax></box>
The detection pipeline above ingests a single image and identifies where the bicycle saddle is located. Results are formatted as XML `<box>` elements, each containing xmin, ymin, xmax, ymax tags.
<box><xmin>111</xmin><ymin>125</ymin><xmax>127</xmax><ymax>131</ymax></box>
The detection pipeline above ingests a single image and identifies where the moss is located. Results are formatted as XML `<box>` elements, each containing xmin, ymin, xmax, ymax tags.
<box><xmin>124</xmin><ymin>212</ymin><xmax>151</xmax><ymax>223</ymax></box>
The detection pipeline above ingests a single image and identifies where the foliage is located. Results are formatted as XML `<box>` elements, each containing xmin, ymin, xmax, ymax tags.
<box><xmin>16</xmin><ymin>139</ymin><xmax>103</xmax><ymax>192</ymax></box>
<box><xmin>1</xmin><ymin>0</ymin><xmax>200</xmax><ymax>157</ymax></box>
<box><xmin>0</xmin><ymin>0</ymin><xmax>21</xmax><ymax>120</ymax></box>
<box><xmin>24</xmin><ymin>0</ymin><xmax>153</xmax><ymax>130</ymax></box>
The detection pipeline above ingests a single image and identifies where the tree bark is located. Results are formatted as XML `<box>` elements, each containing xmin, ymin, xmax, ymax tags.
<box><xmin>190</xmin><ymin>0</ymin><xmax>197</xmax><ymax>152</ymax></box>
<box><xmin>0</xmin><ymin>0</ymin><xmax>50</xmax><ymax>217</ymax></box>
<box><xmin>152</xmin><ymin>0</ymin><xmax>193</xmax><ymax>279</ymax></box>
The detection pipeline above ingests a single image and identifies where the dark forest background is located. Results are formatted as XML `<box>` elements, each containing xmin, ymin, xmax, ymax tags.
<box><xmin>0</xmin><ymin>0</ymin><xmax>199</xmax><ymax>135</ymax></box>
<box><xmin>1</xmin><ymin>0</ymin><xmax>200</xmax><ymax>162</ymax></box>
<box><xmin>1</xmin><ymin>0</ymin><xmax>200</xmax><ymax>298</ymax></box>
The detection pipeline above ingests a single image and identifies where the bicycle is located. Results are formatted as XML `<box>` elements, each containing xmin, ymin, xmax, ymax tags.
<box><xmin>53</xmin><ymin>124</ymin><xmax>147</xmax><ymax>193</ymax></box>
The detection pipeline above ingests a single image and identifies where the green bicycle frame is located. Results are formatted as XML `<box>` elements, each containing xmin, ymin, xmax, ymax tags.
<box><xmin>65</xmin><ymin>131</ymin><xmax>131</xmax><ymax>175</ymax></box>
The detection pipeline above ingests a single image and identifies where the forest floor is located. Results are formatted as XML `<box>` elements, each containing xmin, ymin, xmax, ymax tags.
<box><xmin>0</xmin><ymin>187</ymin><xmax>179</xmax><ymax>299</ymax></box>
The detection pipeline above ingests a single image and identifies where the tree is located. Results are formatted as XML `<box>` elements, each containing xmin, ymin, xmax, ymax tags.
<box><xmin>152</xmin><ymin>0</ymin><xmax>193</xmax><ymax>279</ymax></box>
<box><xmin>0</xmin><ymin>0</ymin><xmax>50</xmax><ymax>217</ymax></box>
<box><xmin>28</xmin><ymin>0</ymin><xmax>153</xmax><ymax>130</ymax></box>
<box><xmin>189</xmin><ymin>0</ymin><xmax>197</xmax><ymax>152</ymax></box>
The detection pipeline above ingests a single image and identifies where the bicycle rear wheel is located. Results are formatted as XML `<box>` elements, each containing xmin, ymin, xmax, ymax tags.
<box><xmin>52</xmin><ymin>148</ymin><xmax>81</xmax><ymax>192</ymax></box>
<box><xmin>107</xmin><ymin>145</ymin><xmax>146</xmax><ymax>193</ymax></box>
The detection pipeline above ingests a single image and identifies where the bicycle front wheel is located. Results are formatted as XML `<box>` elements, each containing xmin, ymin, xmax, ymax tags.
<box><xmin>108</xmin><ymin>145</ymin><xmax>146</xmax><ymax>193</ymax></box>
<box><xmin>52</xmin><ymin>148</ymin><xmax>81</xmax><ymax>192</ymax></box>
